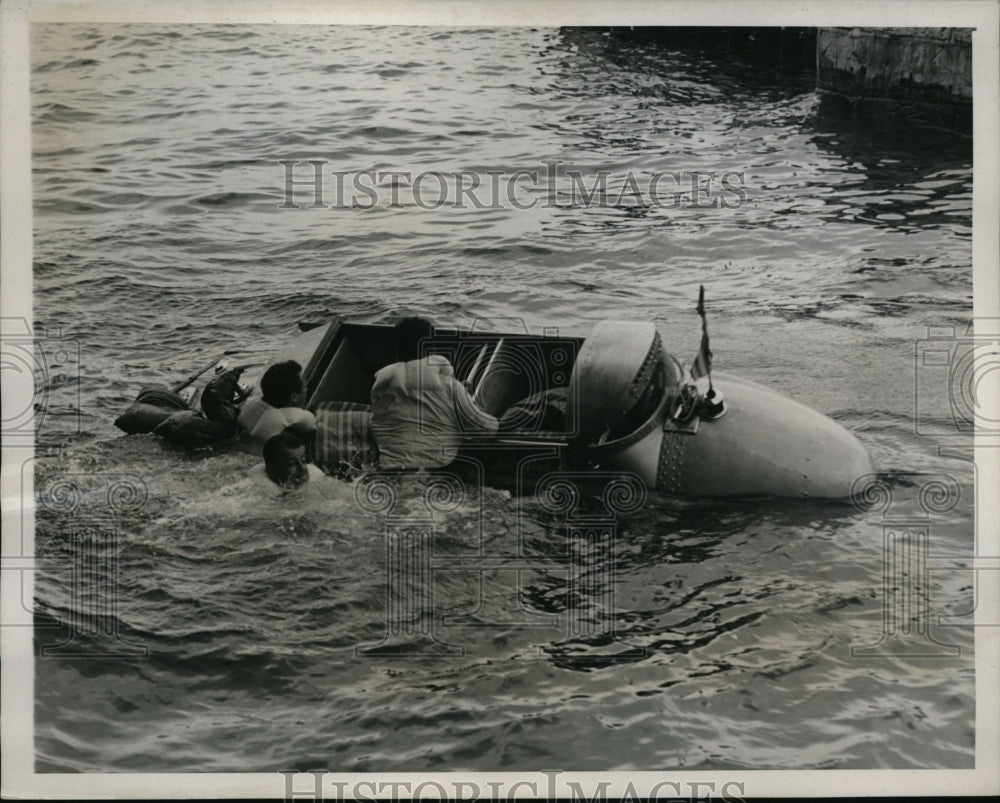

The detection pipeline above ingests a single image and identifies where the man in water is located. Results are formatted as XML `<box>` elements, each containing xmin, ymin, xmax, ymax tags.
<box><xmin>238</xmin><ymin>360</ymin><xmax>316</xmax><ymax>449</ymax></box>
<box><xmin>249</xmin><ymin>431</ymin><xmax>325</xmax><ymax>494</ymax></box>
<box><xmin>370</xmin><ymin>316</ymin><xmax>498</xmax><ymax>470</ymax></box>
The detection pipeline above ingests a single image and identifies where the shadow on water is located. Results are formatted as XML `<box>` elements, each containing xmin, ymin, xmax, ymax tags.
<box><xmin>810</xmin><ymin>98</ymin><xmax>972</xmax><ymax>196</ymax></box>
<box><xmin>805</xmin><ymin>108</ymin><xmax>972</xmax><ymax>232</ymax></box>
<box><xmin>550</xmin><ymin>27</ymin><xmax>817</xmax><ymax>103</ymax></box>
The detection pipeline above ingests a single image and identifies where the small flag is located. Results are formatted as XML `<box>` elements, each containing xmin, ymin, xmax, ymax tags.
<box><xmin>691</xmin><ymin>327</ymin><xmax>712</xmax><ymax>380</ymax></box>
<box><xmin>691</xmin><ymin>285</ymin><xmax>713</xmax><ymax>382</ymax></box>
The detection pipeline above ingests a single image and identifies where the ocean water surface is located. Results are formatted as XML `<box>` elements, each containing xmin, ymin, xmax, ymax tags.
<box><xmin>29</xmin><ymin>25</ymin><xmax>975</xmax><ymax>772</ymax></box>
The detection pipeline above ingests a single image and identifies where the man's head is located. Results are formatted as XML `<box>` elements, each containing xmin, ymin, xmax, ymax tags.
<box><xmin>393</xmin><ymin>316</ymin><xmax>434</xmax><ymax>362</ymax></box>
<box><xmin>260</xmin><ymin>360</ymin><xmax>305</xmax><ymax>407</ymax></box>
<box><xmin>263</xmin><ymin>431</ymin><xmax>309</xmax><ymax>489</ymax></box>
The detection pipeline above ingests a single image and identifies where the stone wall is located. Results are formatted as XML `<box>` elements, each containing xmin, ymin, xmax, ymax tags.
<box><xmin>816</xmin><ymin>28</ymin><xmax>971</xmax><ymax>132</ymax></box>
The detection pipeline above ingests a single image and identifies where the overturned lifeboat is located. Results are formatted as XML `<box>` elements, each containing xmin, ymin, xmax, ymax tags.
<box><xmin>238</xmin><ymin>315</ymin><xmax>876</xmax><ymax>499</ymax></box>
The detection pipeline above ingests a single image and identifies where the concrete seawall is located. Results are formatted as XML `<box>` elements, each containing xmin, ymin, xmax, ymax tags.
<box><xmin>816</xmin><ymin>27</ymin><xmax>972</xmax><ymax>133</ymax></box>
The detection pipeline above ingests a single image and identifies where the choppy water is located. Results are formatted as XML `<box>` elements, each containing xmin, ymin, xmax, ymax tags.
<box><xmin>29</xmin><ymin>25</ymin><xmax>975</xmax><ymax>772</ymax></box>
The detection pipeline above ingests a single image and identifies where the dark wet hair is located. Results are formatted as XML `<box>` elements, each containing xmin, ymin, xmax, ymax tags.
<box><xmin>260</xmin><ymin>360</ymin><xmax>304</xmax><ymax>406</ymax></box>
<box><xmin>263</xmin><ymin>431</ymin><xmax>305</xmax><ymax>477</ymax></box>
<box><xmin>393</xmin><ymin>316</ymin><xmax>434</xmax><ymax>362</ymax></box>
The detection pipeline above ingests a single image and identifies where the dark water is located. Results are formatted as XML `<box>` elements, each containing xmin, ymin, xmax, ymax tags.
<box><xmin>30</xmin><ymin>25</ymin><xmax>974</xmax><ymax>772</ymax></box>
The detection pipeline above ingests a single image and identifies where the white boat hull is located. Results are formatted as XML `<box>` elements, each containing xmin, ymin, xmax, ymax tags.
<box><xmin>602</xmin><ymin>372</ymin><xmax>874</xmax><ymax>498</ymax></box>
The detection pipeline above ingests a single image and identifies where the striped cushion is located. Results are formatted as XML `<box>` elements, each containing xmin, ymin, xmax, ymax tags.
<box><xmin>313</xmin><ymin>401</ymin><xmax>378</xmax><ymax>479</ymax></box>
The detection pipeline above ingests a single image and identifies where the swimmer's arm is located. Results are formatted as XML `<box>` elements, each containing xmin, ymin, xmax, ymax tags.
<box><xmin>237</xmin><ymin>397</ymin><xmax>264</xmax><ymax>433</ymax></box>
<box><xmin>282</xmin><ymin>407</ymin><xmax>317</xmax><ymax>432</ymax></box>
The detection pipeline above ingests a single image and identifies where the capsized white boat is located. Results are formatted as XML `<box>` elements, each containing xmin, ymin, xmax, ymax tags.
<box><xmin>246</xmin><ymin>315</ymin><xmax>874</xmax><ymax>498</ymax></box>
